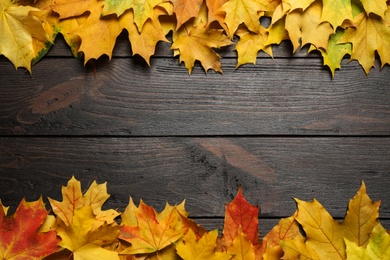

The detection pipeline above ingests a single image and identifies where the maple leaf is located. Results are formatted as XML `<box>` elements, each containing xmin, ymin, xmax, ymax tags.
<box><xmin>222</xmin><ymin>186</ymin><xmax>259</xmax><ymax>247</ymax></box>
<box><xmin>63</xmin><ymin>0</ymin><xmax>123</xmax><ymax>64</ymax></box>
<box><xmin>321</xmin><ymin>0</ymin><xmax>353</xmax><ymax>30</ymax></box>
<box><xmin>218</xmin><ymin>0</ymin><xmax>265</xmax><ymax>37</ymax></box>
<box><xmin>235</xmin><ymin>26</ymin><xmax>273</xmax><ymax>68</ymax></box>
<box><xmin>341</xmin><ymin>181</ymin><xmax>381</xmax><ymax>247</ymax></box>
<box><xmin>338</xmin><ymin>12</ymin><xmax>390</xmax><ymax>74</ymax></box>
<box><xmin>316</xmin><ymin>28</ymin><xmax>352</xmax><ymax>77</ymax></box>
<box><xmin>56</xmin><ymin>205</ymin><xmax>120</xmax><ymax>260</ymax></box>
<box><xmin>119</xmin><ymin>8</ymin><xmax>169</xmax><ymax>65</ymax></box>
<box><xmin>176</xmin><ymin>229</ymin><xmax>232</xmax><ymax>260</ymax></box>
<box><xmin>359</xmin><ymin>0</ymin><xmax>388</xmax><ymax>18</ymax></box>
<box><xmin>285</xmin><ymin>1</ymin><xmax>334</xmax><ymax>52</ymax></box>
<box><xmin>281</xmin><ymin>182</ymin><xmax>383</xmax><ymax>259</ymax></box>
<box><xmin>119</xmin><ymin>200</ymin><xmax>185</xmax><ymax>255</ymax></box>
<box><xmin>279</xmin><ymin>237</ymin><xmax>320</xmax><ymax>259</ymax></box>
<box><xmin>171</xmin><ymin>20</ymin><xmax>232</xmax><ymax>74</ymax></box>
<box><xmin>345</xmin><ymin>223</ymin><xmax>390</xmax><ymax>259</ymax></box>
<box><xmin>54</xmin><ymin>14</ymin><xmax>87</xmax><ymax>58</ymax></box>
<box><xmin>50</xmin><ymin>0</ymin><xmax>94</xmax><ymax>19</ymax></box>
<box><xmin>226</xmin><ymin>226</ymin><xmax>255</xmax><ymax>260</ymax></box>
<box><xmin>102</xmin><ymin>0</ymin><xmax>161</xmax><ymax>32</ymax></box>
<box><xmin>286</xmin><ymin>0</ymin><xmax>315</xmax><ymax>12</ymax></box>
<box><xmin>0</xmin><ymin>1</ymin><xmax>51</xmax><ymax>72</ymax></box>
<box><xmin>206</xmin><ymin>0</ymin><xmax>228</xmax><ymax>29</ymax></box>
<box><xmin>265</xmin><ymin>16</ymin><xmax>289</xmax><ymax>46</ymax></box>
<box><xmin>259</xmin><ymin>212</ymin><xmax>301</xmax><ymax>259</ymax></box>
<box><xmin>166</xmin><ymin>0</ymin><xmax>204</xmax><ymax>29</ymax></box>
<box><xmin>0</xmin><ymin>198</ymin><xmax>59</xmax><ymax>259</ymax></box>
<box><xmin>294</xmin><ymin>198</ymin><xmax>346</xmax><ymax>259</ymax></box>
<box><xmin>48</xmin><ymin>176</ymin><xmax>120</xmax><ymax>228</ymax></box>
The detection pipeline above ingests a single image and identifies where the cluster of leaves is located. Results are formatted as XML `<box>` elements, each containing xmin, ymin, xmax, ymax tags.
<box><xmin>1</xmin><ymin>0</ymin><xmax>390</xmax><ymax>75</ymax></box>
<box><xmin>1</xmin><ymin>177</ymin><xmax>389</xmax><ymax>259</ymax></box>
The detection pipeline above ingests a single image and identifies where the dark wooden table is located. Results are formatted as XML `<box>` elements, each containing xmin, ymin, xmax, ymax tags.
<box><xmin>1</xmin><ymin>33</ymin><xmax>389</xmax><ymax>234</ymax></box>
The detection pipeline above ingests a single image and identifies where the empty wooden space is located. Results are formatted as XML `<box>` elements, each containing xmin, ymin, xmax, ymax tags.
<box><xmin>1</xmin><ymin>34</ymin><xmax>389</xmax><ymax>234</ymax></box>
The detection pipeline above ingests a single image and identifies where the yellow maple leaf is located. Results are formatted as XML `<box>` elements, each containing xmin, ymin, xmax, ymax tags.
<box><xmin>286</xmin><ymin>0</ymin><xmax>315</xmax><ymax>12</ymax></box>
<box><xmin>57</xmin><ymin>205</ymin><xmax>120</xmax><ymax>260</ymax></box>
<box><xmin>345</xmin><ymin>223</ymin><xmax>390</xmax><ymax>259</ymax></box>
<box><xmin>53</xmin><ymin>14</ymin><xmax>87</xmax><ymax>57</ymax></box>
<box><xmin>285</xmin><ymin>1</ymin><xmax>334</xmax><ymax>52</ymax></box>
<box><xmin>270</xmin><ymin>1</ymin><xmax>290</xmax><ymax>24</ymax></box>
<box><xmin>360</xmin><ymin>0</ymin><xmax>387</xmax><ymax>18</ymax></box>
<box><xmin>265</xmin><ymin>16</ymin><xmax>289</xmax><ymax>46</ymax></box>
<box><xmin>166</xmin><ymin>0</ymin><xmax>203</xmax><ymax>29</ymax></box>
<box><xmin>270</xmin><ymin>0</ymin><xmax>315</xmax><ymax>25</ymax></box>
<box><xmin>171</xmin><ymin>20</ymin><xmax>233</xmax><ymax>73</ymax></box>
<box><xmin>226</xmin><ymin>226</ymin><xmax>256</xmax><ymax>260</ymax></box>
<box><xmin>321</xmin><ymin>0</ymin><xmax>353</xmax><ymax>30</ymax></box>
<box><xmin>235</xmin><ymin>26</ymin><xmax>273</xmax><ymax>68</ymax></box>
<box><xmin>119</xmin><ymin>200</ymin><xmax>185</xmax><ymax>255</ymax></box>
<box><xmin>67</xmin><ymin>0</ymin><xmax>123</xmax><ymax>64</ymax></box>
<box><xmin>341</xmin><ymin>181</ymin><xmax>381</xmax><ymax>247</ymax></box>
<box><xmin>176</xmin><ymin>229</ymin><xmax>232</xmax><ymax>260</ymax></box>
<box><xmin>279</xmin><ymin>237</ymin><xmax>320</xmax><ymax>259</ymax></box>
<box><xmin>48</xmin><ymin>176</ymin><xmax>120</xmax><ymax>229</ymax></box>
<box><xmin>295</xmin><ymin>198</ymin><xmax>346</xmax><ymax>259</ymax></box>
<box><xmin>218</xmin><ymin>0</ymin><xmax>264</xmax><ymax>37</ymax></box>
<box><xmin>338</xmin><ymin>12</ymin><xmax>390</xmax><ymax>74</ymax></box>
<box><xmin>119</xmin><ymin>8</ymin><xmax>169</xmax><ymax>65</ymax></box>
<box><xmin>102</xmin><ymin>0</ymin><xmax>161</xmax><ymax>32</ymax></box>
<box><xmin>0</xmin><ymin>1</ymin><xmax>51</xmax><ymax>72</ymax></box>
<box><xmin>316</xmin><ymin>28</ymin><xmax>351</xmax><ymax>77</ymax></box>
<box><xmin>51</xmin><ymin>0</ymin><xmax>94</xmax><ymax>19</ymax></box>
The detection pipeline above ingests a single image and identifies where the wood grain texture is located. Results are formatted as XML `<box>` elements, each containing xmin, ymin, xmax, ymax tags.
<box><xmin>1</xmin><ymin>58</ymin><xmax>389</xmax><ymax>136</ymax></box>
<box><xmin>1</xmin><ymin>137</ymin><xmax>389</xmax><ymax>219</ymax></box>
<box><xmin>1</xmin><ymin>32</ymin><xmax>389</xmax><ymax>235</ymax></box>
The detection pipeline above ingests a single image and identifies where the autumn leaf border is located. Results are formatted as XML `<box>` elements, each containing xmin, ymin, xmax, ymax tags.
<box><xmin>1</xmin><ymin>0</ymin><xmax>390</xmax><ymax>76</ymax></box>
<box><xmin>1</xmin><ymin>177</ymin><xmax>389</xmax><ymax>259</ymax></box>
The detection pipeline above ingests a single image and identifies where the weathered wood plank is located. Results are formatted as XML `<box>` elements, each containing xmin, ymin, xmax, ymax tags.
<box><xmin>1</xmin><ymin>137</ymin><xmax>389</xmax><ymax>218</ymax></box>
<box><xmin>1</xmin><ymin>58</ymin><xmax>389</xmax><ymax>136</ymax></box>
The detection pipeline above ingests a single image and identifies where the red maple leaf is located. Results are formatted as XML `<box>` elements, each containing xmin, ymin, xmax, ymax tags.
<box><xmin>0</xmin><ymin>198</ymin><xmax>59</xmax><ymax>259</ymax></box>
<box><xmin>223</xmin><ymin>187</ymin><xmax>260</xmax><ymax>246</ymax></box>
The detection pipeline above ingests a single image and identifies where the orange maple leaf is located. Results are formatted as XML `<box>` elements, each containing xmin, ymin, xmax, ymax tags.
<box><xmin>119</xmin><ymin>8</ymin><xmax>169</xmax><ymax>65</ymax></box>
<box><xmin>166</xmin><ymin>0</ymin><xmax>204</xmax><ymax>29</ymax></box>
<box><xmin>0</xmin><ymin>198</ymin><xmax>59</xmax><ymax>259</ymax></box>
<box><xmin>205</xmin><ymin>0</ymin><xmax>228</xmax><ymax>29</ymax></box>
<box><xmin>119</xmin><ymin>199</ymin><xmax>185</xmax><ymax>255</ymax></box>
<box><xmin>222</xmin><ymin>187</ymin><xmax>259</xmax><ymax>247</ymax></box>
<box><xmin>259</xmin><ymin>212</ymin><xmax>301</xmax><ymax>259</ymax></box>
<box><xmin>48</xmin><ymin>176</ymin><xmax>119</xmax><ymax>228</ymax></box>
<box><xmin>51</xmin><ymin>0</ymin><xmax>94</xmax><ymax>19</ymax></box>
<box><xmin>171</xmin><ymin>20</ymin><xmax>232</xmax><ymax>73</ymax></box>
<box><xmin>74</xmin><ymin>0</ymin><xmax>123</xmax><ymax>64</ymax></box>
